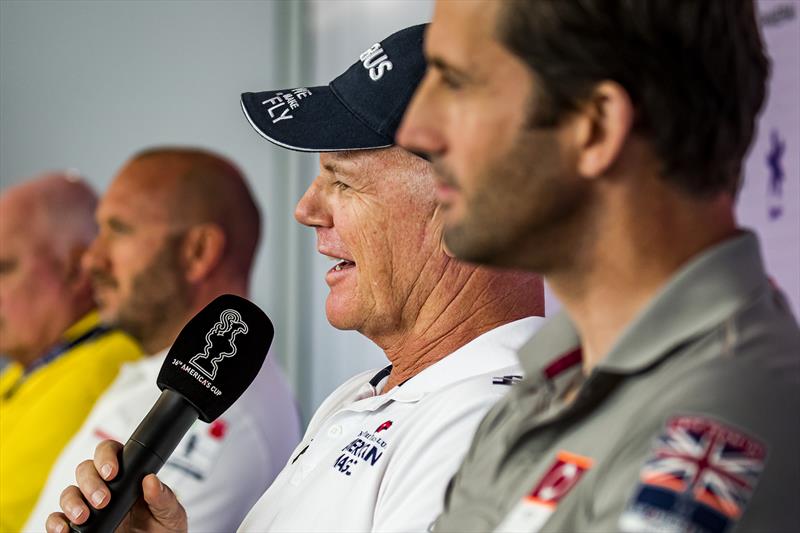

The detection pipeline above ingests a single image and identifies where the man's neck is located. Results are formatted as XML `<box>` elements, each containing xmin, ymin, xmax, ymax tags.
<box><xmin>547</xmin><ymin>183</ymin><xmax>737</xmax><ymax>374</ymax></box>
<box><xmin>377</xmin><ymin>265</ymin><xmax>542</xmax><ymax>391</ymax></box>
<box><xmin>18</xmin><ymin>299</ymin><xmax>94</xmax><ymax>370</ymax></box>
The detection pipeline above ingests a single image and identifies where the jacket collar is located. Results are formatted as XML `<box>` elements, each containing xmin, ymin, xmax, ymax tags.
<box><xmin>348</xmin><ymin>316</ymin><xmax>544</xmax><ymax>411</ymax></box>
<box><xmin>518</xmin><ymin>231</ymin><xmax>769</xmax><ymax>377</ymax></box>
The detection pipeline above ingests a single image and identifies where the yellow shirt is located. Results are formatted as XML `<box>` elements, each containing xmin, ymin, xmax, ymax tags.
<box><xmin>0</xmin><ymin>312</ymin><xmax>141</xmax><ymax>532</ymax></box>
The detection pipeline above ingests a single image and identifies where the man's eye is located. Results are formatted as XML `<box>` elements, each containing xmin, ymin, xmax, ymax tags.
<box><xmin>333</xmin><ymin>180</ymin><xmax>350</xmax><ymax>191</ymax></box>
<box><xmin>0</xmin><ymin>259</ymin><xmax>17</xmax><ymax>275</ymax></box>
<box><xmin>107</xmin><ymin>219</ymin><xmax>133</xmax><ymax>234</ymax></box>
<box><xmin>441</xmin><ymin>72</ymin><xmax>463</xmax><ymax>91</ymax></box>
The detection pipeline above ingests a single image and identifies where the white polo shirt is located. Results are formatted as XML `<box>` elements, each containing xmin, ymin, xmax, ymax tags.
<box><xmin>239</xmin><ymin>316</ymin><xmax>544</xmax><ymax>533</ymax></box>
<box><xmin>24</xmin><ymin>349</ymin><xmax>301</xmax><ymax>533</ymax></box>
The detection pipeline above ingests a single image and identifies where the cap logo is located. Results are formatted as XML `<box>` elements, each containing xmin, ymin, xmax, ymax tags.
<box><xmin>189</xmin><ymin>309</ymin><xmax>249</xmax><ymax>380</ymax></box>
<box><xmin>261</xmin><ymin>88</ymin><xmax>313</xmax><ymax>124</ymax></box>
<box><xmin>359</xmin><ymin>43</ymin><xmax>393</xmax><ymax>81</ymax></box>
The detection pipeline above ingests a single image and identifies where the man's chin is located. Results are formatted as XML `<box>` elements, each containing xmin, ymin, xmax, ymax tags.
<box><xmin>443</xmin><ymin>225</ymin><xmax>513</xmax><ymax>268</ymax></box>
<box><xmin>95</xmin><ymin>306</ymin><xmax>121</xmax><ymax>328</ymax></box>
<box><xmin>324</xmin><ymin>299</ymin><xmax>359</xmax><ymax>332</ymax></box>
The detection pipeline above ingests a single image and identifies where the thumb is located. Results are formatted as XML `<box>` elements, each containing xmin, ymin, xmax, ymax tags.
<box><xmin>141</xmin><ymin>474</ymin><xmax>188</xmax><ymax>532</ymax></box>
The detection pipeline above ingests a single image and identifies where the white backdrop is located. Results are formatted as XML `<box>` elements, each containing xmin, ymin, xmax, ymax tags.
<box><xmin>0</xmin><ymin>0</ymin><xmax>303</xmax><ymax>408</ymax></box>
<box><xmin>739</xmin><ymin>1</ymin><xmax>800</xmax><ymax>318</ymax></box>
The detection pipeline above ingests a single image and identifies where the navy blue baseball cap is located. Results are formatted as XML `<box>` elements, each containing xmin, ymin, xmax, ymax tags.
<box><xmin>241</xmin><ymin>24</ymin><xmax>427</xmax><ymax>152</ymax></box>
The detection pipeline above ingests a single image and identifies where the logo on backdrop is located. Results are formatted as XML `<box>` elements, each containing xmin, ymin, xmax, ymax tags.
<box><xmin>760</xmin><ymin>3</ymin><xmax>796</xmax><ymax>28</ymax></box>
<box><xmin>766</xmin><ymin>129</ymin><xmax>786</xmax><ymax>221</ymax></box>
<box><xmin>190</xmin><ymin>309</ymin><xmax>249</xmax><ymax>380</ymax></box>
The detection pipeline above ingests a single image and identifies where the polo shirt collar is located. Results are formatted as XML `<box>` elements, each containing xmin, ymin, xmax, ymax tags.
<box><xmin>24</xmin><ymin>311</ymin><xmax>110</xmax><ymax>377</ymax></box>
<box><xmin>516</xmin><ymin>312</ymin><xmax>583</xmax><ymax>396</ymax></box>
<box><xmin>386</xmin><ymin>316</ymin><xmax>543</xmax><ymax>403</ymax></box>
<box><xmin>518</xmin><ymin>231</ymin><xmax>768</xmax><ymax>377</ymax></box>
<box><xmin>62</xmin><ymin>310</ymin><xmax>103</xmax><ymax>342</ymax></box>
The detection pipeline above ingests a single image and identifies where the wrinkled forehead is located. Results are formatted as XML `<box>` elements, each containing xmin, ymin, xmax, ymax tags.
<box><xmin>321</xmin><ymin>147</ymin><xmax>433</xmax><ymax>192</ymax></box>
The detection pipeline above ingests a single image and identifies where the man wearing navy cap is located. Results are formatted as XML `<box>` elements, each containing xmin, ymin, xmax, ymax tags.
<box><xmin>50</xmin><ymin>25</ymin><xmax>546</xmax><ymax>533</ymax></box>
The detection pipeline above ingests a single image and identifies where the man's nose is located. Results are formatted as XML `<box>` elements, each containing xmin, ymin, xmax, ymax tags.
<box><xmin>294</xmin><ymin>178</ymin><xmax>332</xmax><ymax>228</ymax></box>
<box><xmin>82</xmin><ymin>237</ymin><xmax>108</xmax><ymax>274</ymax></box>
<box><xmin>396</xmin><ymin>72</ymin><xmax>446</xmax><ymax>158</ymax></box>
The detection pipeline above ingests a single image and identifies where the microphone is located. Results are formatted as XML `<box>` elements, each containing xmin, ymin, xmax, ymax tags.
<box><xmin>70</xmin><ymin>294</ymin><xmax>273</xmax><ymax>533</ymax></box>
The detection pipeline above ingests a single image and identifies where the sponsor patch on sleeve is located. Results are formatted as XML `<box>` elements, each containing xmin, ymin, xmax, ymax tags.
<box><xmin>619</xmin><ymin>415</ymin><xmax>767</xmax><ymax>533</ymax></box>
<box><xmin>495</xmin><ymin>450</ymin><xmax>593</xmax><ymax>533</ymax></box>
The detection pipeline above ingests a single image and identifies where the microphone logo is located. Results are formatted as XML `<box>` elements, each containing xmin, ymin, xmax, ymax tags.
<box><xmin>190</xmin><ymin>309</ymin><xmax>249</xmax><ymax>380</ymax></box>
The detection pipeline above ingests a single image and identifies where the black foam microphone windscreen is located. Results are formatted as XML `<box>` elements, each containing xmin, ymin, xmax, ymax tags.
<box><xmin>70</xmin><ymin>294</ymin><xmax>273</xmax><ymax>532</ymax></box>
<box><xmin>157</xmin><ymin>294</ymin><xmax>273</xmax><ymax>421</ymax></box>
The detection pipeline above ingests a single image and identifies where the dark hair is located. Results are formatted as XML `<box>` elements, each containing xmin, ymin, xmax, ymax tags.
<box><xmin>497</xmin><ymin>0</ymin><xmax>769</xmax><ymax>196</ymax></box>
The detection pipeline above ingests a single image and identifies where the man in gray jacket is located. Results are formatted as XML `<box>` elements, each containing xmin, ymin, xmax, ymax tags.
<box><xmin>398</xmin><ymin>0</ymin><xmax>799</xmax><ymax>531</ymax></box>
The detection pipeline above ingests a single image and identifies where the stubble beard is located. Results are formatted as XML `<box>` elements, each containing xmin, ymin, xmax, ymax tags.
<box><xmin>441</xmin><ymin>127</ymin><xmax>589</xmax><ymax>274</ymax></box>
<box><xmin>112</xmin><ymin>236</ymin><xmax>191</xmax><ymax>353</ymax></box>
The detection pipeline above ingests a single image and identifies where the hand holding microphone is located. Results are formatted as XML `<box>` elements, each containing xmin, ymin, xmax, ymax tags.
<box><xmin>49</xmin><ymin>441</ymin><xmax>186</xmax><ymax>533</ymax></box>
<box><xmin>46</xmin><ymin>295</ymin><xmax>273</xmax><ymax>533</ymax></box>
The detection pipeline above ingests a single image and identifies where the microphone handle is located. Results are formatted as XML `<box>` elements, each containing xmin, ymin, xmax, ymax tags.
<box><xmin>70</xmin><ymin>389</ymin><xmax>199</xmax><ymax>533</ymax></box>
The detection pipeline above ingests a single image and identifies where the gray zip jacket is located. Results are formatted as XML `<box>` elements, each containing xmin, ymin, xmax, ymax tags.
<box><xmin>433</xmin><ymin>232</ymin><xmax>800</xmax><ymax>533</ymax></box>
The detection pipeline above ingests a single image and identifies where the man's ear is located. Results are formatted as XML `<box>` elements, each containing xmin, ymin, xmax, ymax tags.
<box><xmin>572</xmin><ymin>81</ymin><xmax>634</xmax><ymax>179</ymax></box>
<box><xmin>63</xmin><ymin>245</ymin><xmax>91</xmax><ymax>287</ymax></box>
<box><xmin>181</xmin><ymin>224</ymin><xmax>226</xmax><ymax>283</ymax></box>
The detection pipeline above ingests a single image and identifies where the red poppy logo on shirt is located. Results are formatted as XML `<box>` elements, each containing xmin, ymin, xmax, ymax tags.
<box><xmin>209</xmin><ymin>419</ymin><xmax>228</xmax><ymax>440</ymax></box>
<box><xmin>376</xmin><ymin>420</ymin><xmax>393</xmax><ymax>433</ymax></box>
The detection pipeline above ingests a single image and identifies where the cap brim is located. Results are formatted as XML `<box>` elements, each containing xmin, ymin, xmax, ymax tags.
<box><xmin>241</xmin><ymin>86</ymin><xmax>393</xmax><ymax>152</ymax></box>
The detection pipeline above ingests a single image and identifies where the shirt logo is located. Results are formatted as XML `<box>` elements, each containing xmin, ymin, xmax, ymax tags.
<box><xmin>333</xmin><ymin>428</ymin><xmax>390</xmax><ymax>477</ymax></box>
<box><xmin>494</xmin><ymin>451</ymin><xmax>592</xmax><ymax>533</ymax></box>
<box><xmin>165</xmin><ymin>419</ymin><xmax>229</xmax><ymax>481</ymax></box>
<box><xmin>359</xmin><ymin>43</ymin><xmax>393</xmax><ymax>81</ymax></box>
<box><xmin>189</xmin><ymin>309</ymin><xmax>248</xmax><ymax>380</ymax></box>
<box><xmin>619</xmin><ymin>415</ymin><xmax>767</xmax><ymax>533</ymax></box>
<box><xmin>492</xmin><ymin>375</ymin><xmax>523</xmax><ymax>386</ymax></box>
<box><xmin>208</xmin><ymin>419</ymin><xmax>228</xmax><ymax>440</ymax></box>
<box><xmin>92</xmin><ymin>427</ymin><xmax>122</xmax><ymax>443</ymax></box>
<box><xmin>376</xmin><ymin>420</ymin><xmax>393</xmax><ymax>433</ymax></box>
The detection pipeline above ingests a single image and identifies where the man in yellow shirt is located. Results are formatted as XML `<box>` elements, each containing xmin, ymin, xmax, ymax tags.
<box><xmin>0</xmin><ymin>173</ymin><xmax>140</xmax><ymax>532</ymax></box>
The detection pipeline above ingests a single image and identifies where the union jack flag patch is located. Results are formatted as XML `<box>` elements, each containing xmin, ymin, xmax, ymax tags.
<box><xmin>619</xmin><ymin>415</ymin><xmax>767</xmax><ymax>533</ymax></box>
